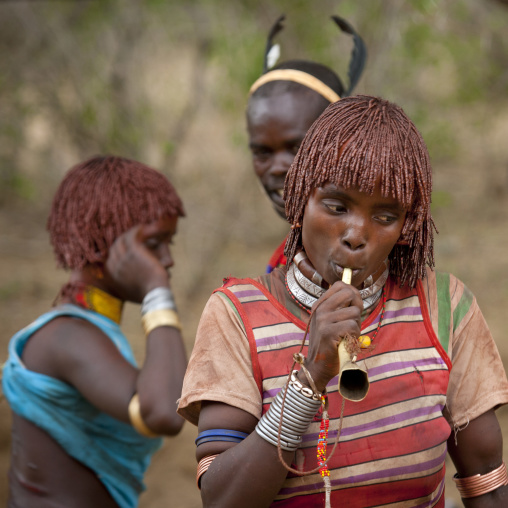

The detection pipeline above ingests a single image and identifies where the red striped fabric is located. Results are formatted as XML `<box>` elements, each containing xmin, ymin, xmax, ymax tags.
<box><xmin>220</xmin><ymin>275</ymin><xmax>452</xmax><ymax>507</ymax></box>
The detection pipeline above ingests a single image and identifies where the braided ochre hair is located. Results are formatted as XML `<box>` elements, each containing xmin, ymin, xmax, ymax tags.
<box><xmin>284</xmin><ymin>95</ymin><xmax>436</xmax><ymax>288</ymax></box>
<box><xmin>48</xmin><ymin>155</ymin><xmax>185</xmax><ymax>270</ymax></box>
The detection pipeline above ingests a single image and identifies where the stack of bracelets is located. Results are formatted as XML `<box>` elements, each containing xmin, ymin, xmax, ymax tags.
<box><xmin>255</xmin><ymin>371</ymin><xmax>322</xmax><ymax>451</ymax></box>
<box><xmin>453</xmin><ymin>461</ymin><xmax>508</xmax><ymax>499</ymax></box>
<box><xmin>127</xmin><ymin>287</ymin><xmax>182</xmax><ymax>438</ymax></box>
<box><xmin>140</xmin><ymin>287</ymin><xmax>181</xmax><ymax>335</ymax></box>
<box><xmin>195</xmin><ymin>370</ymin><xmax>322</xmax><ymax>488</ymax></box>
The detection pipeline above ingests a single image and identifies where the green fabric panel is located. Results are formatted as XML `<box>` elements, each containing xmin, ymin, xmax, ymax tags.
<box><xmin>436</xmin><ymin>272</ymin><xmax>451</xmax><ymax>352</ymax></box>
<box><xmin>217</xmin><ymin>290</ymin><xmax>242</xmax><ymax>322</ymax></box>
<box><xmin>452</xmin><ymin>285</ymin><xmax>474</xmax><ymax>332</ymax></box>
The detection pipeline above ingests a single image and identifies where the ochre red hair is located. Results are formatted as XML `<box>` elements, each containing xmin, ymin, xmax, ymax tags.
<box><xmin>284</xmin><ymin>95</ymin><xmax>436</xmax><ymax>288</ymax></box>
<box><xmin>48</xmin><ymin>155</ymin><xmax>185</xmax><ymax>270</ymax></box>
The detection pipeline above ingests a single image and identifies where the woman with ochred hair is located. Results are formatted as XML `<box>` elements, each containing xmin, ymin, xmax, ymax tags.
<box><xmin>3</xmin><ymin>155</ymin><xmax>187</xmax><ymax>508</ymax></box>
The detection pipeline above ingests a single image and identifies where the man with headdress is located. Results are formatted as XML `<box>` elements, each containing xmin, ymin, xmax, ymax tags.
<box><xmin>246</xmin><ymin>14</ymin><xmax>367</xmax><ymax>273</ymax></box>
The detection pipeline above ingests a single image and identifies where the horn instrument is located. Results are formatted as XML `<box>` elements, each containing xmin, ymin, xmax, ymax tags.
<box><xmin>338</xmin><ymin>268</ymin><xmax>370</xmax><ymax>402</ymax></box>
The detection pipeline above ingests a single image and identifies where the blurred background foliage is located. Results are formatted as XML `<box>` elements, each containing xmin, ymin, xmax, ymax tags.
<box><xmin>1</xmin><ymin>0</ymin><xmax>507</xmax><ymax>193</ymax></box>
<box><xmin>1</xmin><ymin>0</ymin><xmax>507</xmax><ymax>301</ymax></box>
<box><xmin>1</xmin><ymin>1</ymin><xmax>508</xmax><ymax>505</ymax></box>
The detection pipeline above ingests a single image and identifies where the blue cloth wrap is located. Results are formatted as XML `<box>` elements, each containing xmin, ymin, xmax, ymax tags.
<box><xmin>2</xmin><ymin>304</ymin><xmax>163</xmax><ymax>508</ymax></box>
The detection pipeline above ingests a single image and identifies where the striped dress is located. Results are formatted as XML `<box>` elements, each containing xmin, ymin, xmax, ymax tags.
<box><xmin>217</xmin><ymin>274</ymin><xmax>452</xmax><ymax>507</ymax></box>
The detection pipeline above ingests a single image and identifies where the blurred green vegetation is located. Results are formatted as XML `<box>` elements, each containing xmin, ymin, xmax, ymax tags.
<box><xmin>1</xmin><ymin>0</ymin><xmax>507</xmax><ymax>202</ymax></box>
<box><xmin>0</xmin><ymin>0</ymin><xmax>507</xmax><ymax>296</ymax></box>
<box><xmin>0</xmin><ymin>0</ymin><xmax>508</xmax><ymax>188</ymax></box>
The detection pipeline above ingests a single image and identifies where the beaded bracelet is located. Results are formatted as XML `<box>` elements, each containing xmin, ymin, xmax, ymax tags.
<box><xmin>255</xmin><ymin>381</ymin><xmax>321</xmax><ymax>452</ymax></box>
<box><xmin>453</xmin><ymin>461</ymin><xmax>508</xmax><ymax>498</ymax></box>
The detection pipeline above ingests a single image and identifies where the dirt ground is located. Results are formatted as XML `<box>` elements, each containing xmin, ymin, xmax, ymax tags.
<box><xmin>1</xmin><ymin>146</ymin><xmax>508</xmax><ymax>506</ymax></box>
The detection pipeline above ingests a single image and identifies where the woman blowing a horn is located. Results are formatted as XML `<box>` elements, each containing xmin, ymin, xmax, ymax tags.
<box><xmin>178</xmin><ymin>95</ymin><xmax>508</xmax><ymax>507</ymax></box>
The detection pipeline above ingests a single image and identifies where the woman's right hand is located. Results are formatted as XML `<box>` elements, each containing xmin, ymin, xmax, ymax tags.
<box><xmin>302</xmin><ymin>281</ymin><xmax>363</xmax><ymax>393</ymax></box>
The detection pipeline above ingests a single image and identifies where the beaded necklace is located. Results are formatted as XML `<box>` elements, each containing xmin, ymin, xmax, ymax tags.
<box><xmin>317</xmin><ymin>395</ymin><xmax>332</xmax><ymax>507</ymax></box>
<box><xmin>312</xmin><ymin>289</ymin><xmax>385</xmax><ymax>508</ymax></box>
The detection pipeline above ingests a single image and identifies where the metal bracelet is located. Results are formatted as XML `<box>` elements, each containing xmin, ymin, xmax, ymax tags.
<box><xmin>263</xmin><ymin>409</ymin><xmax>309</xmax><ymax>435</ymax></box>
<box><xmin>264</xmin><ymin>399</ymin><xmax>312</xmax><ymax>429</ymax></box>
<box><xmin>141</xmin><ymin>309</ymin><xmax>182</xmax><ymax>334</ymax></box>
<box><xmin>255</xmin><ymin>418</ymin><xmax>302</xmax><ymax>452</ymax></box>
<box><xmin>255</xmin><ymin>382</ymin><xmax>321</xmax><ymax>452</ymax></box>
<box><xmin>141</xmin><ymin>287</ymin><xmax>176</xmax><ymax>315</ymax></box>
<box><xmin>280</xmin><ymin>383</ymin><xmax>322</xmax><ymax>413</ymax></box>
<box><xmin>254</xmin><ymin>426</ymin><xmax>299</xmax><ymax>451</ymax></box>
<box><xmin>270</xmin><ymin>392</ymin><xmax>319</xmax><ymax>418</ymax></box>
<box><xmin>256</xmin><ymin>418</ymin><xmax>302</xmax><ymax>445</ymax></box>
<box><xmin>453</xmin><ymin>461</ymin><xmax>508</xmax><ymax>498</ymax></box>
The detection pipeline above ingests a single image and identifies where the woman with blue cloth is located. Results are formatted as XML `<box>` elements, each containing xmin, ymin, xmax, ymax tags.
<box><xmin>2</xmin><ymin>155</ymin><xmax>187</xmax><ymax>508</ymax></box>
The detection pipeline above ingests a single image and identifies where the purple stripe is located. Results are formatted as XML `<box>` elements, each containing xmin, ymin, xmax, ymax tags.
<box><xmin>302</xmin><ymin>403</ymin><xmax>444</xmax><ymax>443</ymax></box>
<box><xmin>368</xmin><ymin>306</ymin><xmax>422</xmax><ymax>327</ymax></box>
<box><xmin>234</xmin><ymin>289</ymin><xmax>264</xmax><ymax>298</ymax></box>
<box><xmin>368</xmin><ymin>357</ymin><xmax>446</xmax><ymax>378</ymax></box>
<box><xmin>385</xmin><ymin>306</ymin><xmax>422</xmax><ymax>319</ymax></box>
<box><xmin>279</xmin><ymin>447</ymin><xmax>446</xmax><ymax>496</ymax></box>
<box><xmin>256</xmin><ymin>331</ymin><xmax>306</xmax><ymax>349</ymax></box>
<box><xmin>331</xmin><ymin>447</ymin><xmax>446</xmax><ymax>485</ymax></box>
<box><xmin>263</xmin><ymin>387</ymin><xmax>281</xmax><ymax>400</ymax></box>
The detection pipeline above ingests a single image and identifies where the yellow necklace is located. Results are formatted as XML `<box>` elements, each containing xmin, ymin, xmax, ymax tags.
<box><xmin>73</xmin><ymin>285</ymin><xmax>123</xmax><ymax>324</ymax></box>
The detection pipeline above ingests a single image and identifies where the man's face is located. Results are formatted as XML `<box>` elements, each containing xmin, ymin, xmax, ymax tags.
<box><xmin>302</xmin><ymin>182</ymin><xmax>407</xmax><ymax>288</ymax></box>
<box><xmin>247</xmin><ymin>91</ymin><xmax>326</xmax><ymax>219</ymax></box>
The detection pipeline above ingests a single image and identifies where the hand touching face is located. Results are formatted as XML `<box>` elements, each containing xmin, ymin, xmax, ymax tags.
<box><xmin>104</xmin><ymin>216</ymin><xmax>178</xmax><ymax>303</ymax></box>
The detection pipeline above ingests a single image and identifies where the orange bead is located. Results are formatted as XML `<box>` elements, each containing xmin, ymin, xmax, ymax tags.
<box><xmin>358</xmin><ymin>335</ymin><xmax>371</xmax><ymax>348</ymax></box>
